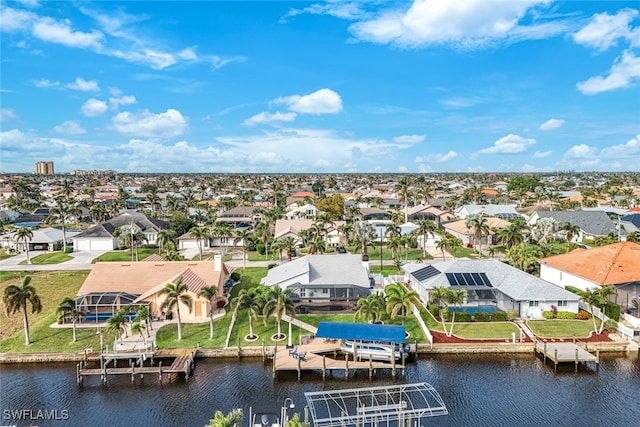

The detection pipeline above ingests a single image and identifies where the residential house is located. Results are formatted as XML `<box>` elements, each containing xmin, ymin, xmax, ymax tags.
<box><xmin>286</xmin><ymin>191</ymin><xmax>316</xmax><ymax>207</ymax></box>
<box><xmin>454</xmin><ymin>204</ymin><xmax>522</xmax><ymax>220</ymax></box>
<box><xmin>216</xmin><ymin>206</ymin><xmax>259</xmax><ymax>228</ymax></box>
<box><xmin>1</xmin><ymin>227</ymin><xmax>79</xmax><ymax>252</ymax></box>
<box><xmin>528</xmin><ymin>210</ymin><xmax>618</xmax><ymax>242</ymax></box>
<box><xmin>75</xmin><ymin>257</ymin><xmax>229</xmax><ymax>323</ymax></box>
<box><xmin>285</xmin><ymin>203</ymin><xmax>318</xmax><ymax>220</ymax></box>
<box><xmin>442</xmin><ymin>217</ymin><xmax>511</xmax><ymax>246</ymax></box>
<box><xmin>407</xmin><ymin>204</ymin><xmax>455</xmax><ymax>224</ymax></box>
<box><xmin>404</xmin><ymin>258</ymin><xmax>580</xmax><ymax>319</ymax></box>
<box><xmin>72</xmin><ymin>210</ymin><xmax>169</xmax><ymax>251</ymax></box>
<box><xmin>260</xmin><ymin>254</ymin><xmax>372</xmax><ymax>313</ymax></box>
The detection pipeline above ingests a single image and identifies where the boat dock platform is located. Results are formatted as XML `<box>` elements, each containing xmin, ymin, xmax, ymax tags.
<box><xmin>76</xmin><ymin>349</ymin><xmax>195</xmax><ymax>385</ymax></box>
<box><xmin>269</xmin><ymin>340</ymin><xmax>412</xmax><ymax>380</ymax></box>
<box><xmin>535</xmin><ymin>341</ymin><xmax>599</xmax><ymax>372</ymax></box>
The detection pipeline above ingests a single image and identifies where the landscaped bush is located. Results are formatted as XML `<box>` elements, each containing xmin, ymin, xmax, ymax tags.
<box><xmin>256</xmin><ymin>243</ymin><xmax>265</xmax><ymax>255</ymax></box>
<box><xmin>576</xmin><ymin>310</ymin><xmax>590</xmax><ymax>320</ymax></box>
<box><xmin>565</xmin><ymin>285</ymin><xmax>584</xmax><ymax>296</ymax></box>
<box><xmin>474</xmin><ymin>311</ymin><xmax>491</xmax><ymax>322</ymax></box>
<box><xmin>604</xmin><ymin>301</ymin><xmax>621</xmax><ymax>322</ymax></box>
<box><xmin>450</xmin><ymin>311</ymin><xmax>472</xmax><ymax>322</ymax></box>
<box><xmin>557</xmin><ymin>311</ymin><xmax>576</xmax><ymax>319</ymax></box>
<box><xmin>542</xmin><ymin>310</ymin><xmax>555</xmax><ymax>319</ymax></box>
<box><xmin>428</xmin><ymin>304</ymin><xmax>440</xmax><ymax>318</ymax></box>
<box><xmin>230</xmin><ymin>271</ymin><xmax>241</xmax><ymax>281</ymax></box>
<box><xmin>491</xmin><ymin>311</ymin><xmax>508</xmax><ymax>322</ymax></box>
<box><xmin>506</xmin><ymin>309</ymin><xmax>518</xmax><ymax>320</ymax></box>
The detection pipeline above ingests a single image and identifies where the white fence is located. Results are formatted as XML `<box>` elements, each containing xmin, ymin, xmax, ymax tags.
<box><xmin>412</xmin><ymin>304</ymin><xmax>434</xmax><ymax>349</ymax></box>
<box><xmin>579</xmin><ymin>302</ymin><xmax>639</xmax><ymax>341</ymax></box>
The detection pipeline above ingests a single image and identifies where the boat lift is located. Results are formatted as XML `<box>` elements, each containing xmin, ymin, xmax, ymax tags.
<box><xmin>304</xmin><ymin>383</ymin><xmax>448</xmax><ymax>427</ymax></box>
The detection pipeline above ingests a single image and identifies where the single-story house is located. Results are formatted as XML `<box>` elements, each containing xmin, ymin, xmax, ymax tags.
<box><xmin>527</xmin><ymin>210</ymin><xmax>617</xmax><ymax>242</ymax></box>
<box><xmin>216</xmin><ymin>206</ymin><xmax>259</xmax><ymax>228</ymax></box>
<box><xmin>1</xmin><ymin>227</ymin><xmax>79</xmax><ymax>252</ymax></box>
<box><xmin>285</xmin><ymin>203</ymin><xmax>318</xmax><ymax>220</ymax></box>
<box><xmin>442</xmin><ymin>217</ymin><xmax>511</xmax><ymax>246</ymax></box>
<box><xmin>260</xmin><ymin>254</ymin><xmax>372</xmax><ymax>313</ymax></box>
<box><xmin>72</xmin><ymin>210</ymin><xmax>169</xmax><ymax>251</ymax></box>
<box><xmin>404</xmin><ymin>259</ymin><xmax>580</xmax><ymax>319</ymax></box>
<box><xmin>75</xmin><ymin>256</ymin><xmax>229</xmax><ymax>323</ymax></box>
<box><xmin>407</xmin><ymin>204</ymin><xmax>455</xmax><ymax>224</ymax></box>
<box><xmin>454</xmin><ymin>204</ymin><xmax>522</xmax><ymax>220</ymax></box>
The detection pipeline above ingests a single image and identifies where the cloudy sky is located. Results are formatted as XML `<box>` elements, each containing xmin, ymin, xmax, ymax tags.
<box><xmin>1</xmin><ymin>0</ymin><xmax>639</xmax><ymax>173</ymax></box>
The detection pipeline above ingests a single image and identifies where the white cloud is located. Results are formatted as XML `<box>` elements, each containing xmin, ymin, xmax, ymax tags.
<box><xmin>275</xmin><ymin>88</ymin><xmax>343</xmax><ymax>114</ymax></box>
<box><xmin>479</xmin><ymin>134</ymin><xmax>535</xmax><ymax>154</ymax></box>
<box><xmin>280</xmin><ymin>2</ymin><xmax>369</xmax><ymax>24</ymax></box>
<box><xmin>441</xmin><ymin>96</ymin><xmax>479</xmax><ymax>108</ymax></box>
<box><xmin>539</xmin><ymin>118</ymin><xmax>565</xmax><ymax>131</ymax></box>
<box><xmin>111</xmin><ymin>48</ymin><xmax>177</xmax><ymax>70</ymax></box>
<box><xmin>573</xmin><ymin>9</ymin><xmax>638</xmax><ymax>52</ymax></box>
<box><xmin>67</xmin><ymin>77</ymin><xmax>100</xmax><ymax>92</ymax></box>
<box><xmin>393</xmin><ymin>134</ymin><xmax>425</xmax><ymax>144</ymax></box>
<box><xmin>416</xmin><ymin>150</ymin><xmax>458</xmax><ymax>163</ymax></box>
<box><xmin>0</xmin><ymin>7</ymin><xmax>35</xmax><ymax>32</ymax></box>
<box><xmin>577</xmin><ymin>50</ymin><xmax>640</xmax><ymax>94</ymax></box>
<box><xmin>32</xmin><ymin>17</ymin><xmax>104</xmax><ymax>49</ymax></box>
<box><xmin>600</xmin><ymin>134</ymin><xmax>640</xmax><ymax>157</ymax></box>
<box><xmin>110</xmin><ymin>108</ymin><xmax>188</xmax><ymax>138</ymax></box>
<box><xmin>53</xmin><ymin>120</ymin><xmax>86</xmax><ymax>135</ymax></box>
<box><xmin>348</xmin><ymin>0</ymin><xmax>555</xmax><ymax>48</ymax></box>
<box><xmin>564</xmin><ymin>144</ymin><xmax>597</xmax><ymax>158</ymax></box>
<box><xmin>178</xmin><ymin>47</ymin><xmax>198</xmax><ymax>60</ymax></box>
<box><xmin>81</xmin><ymin>98</ymin><xmax>108</xmax><ymax>117</ymax></box>
<box><xmin>109</xmin><ymin>95</ymin><xmax>136</xmax><ymax>110</ymax></box>
<box><xmin>34</xmin><ymin>78</ymin><xmax>60</xmax><ymax>88</ymax></box>
<box><xmin>533</xmin><ymin>150</ymin><xmax>552</xmax><ymax>158</ymax></box>
<box><xmin>243</xmin><ymin>111</ymin><xmax>297</xmax><ymax>126</ymax></box>
<box><xmin>211</xmin><ymin>55</ymin><xmax>247</xmax><ymax>70</ymax></box>
<box><xmin>0</xmin><ymin>108</ymin><xmax>19</xmax><ymax>122</ymax></box>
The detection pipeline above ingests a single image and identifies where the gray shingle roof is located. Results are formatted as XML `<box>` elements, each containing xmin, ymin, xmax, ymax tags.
<box><xmin>262</xmin><ymin>254</ymin><xmax>370</xmax><ymax>288</ymax></box>
<box><xmin>535</xmin><ymin>211</ymin><xmax>616</xmax><ymax>236</ymax></box>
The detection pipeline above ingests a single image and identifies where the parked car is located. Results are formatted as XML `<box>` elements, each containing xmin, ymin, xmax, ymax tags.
<box><xmin>336</xmin><ymin>246</ymin><xmax>347</xmax><ymax>254</ymax></box>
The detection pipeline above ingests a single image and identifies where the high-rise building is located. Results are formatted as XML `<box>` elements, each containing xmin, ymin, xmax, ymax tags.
<box><xmin>35</xmin><ymin>161</ymin><xmax>54</xmax><ymax>175</ymax></box>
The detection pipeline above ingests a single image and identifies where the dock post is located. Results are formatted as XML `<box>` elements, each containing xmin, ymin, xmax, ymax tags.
<box><xmin>392</xmin><ymin>352</ymin><xmax>396</xmax><ymax>378</ymax></box>
<box><xmin>159</xmin><ymin>361</ymin><xmax>163</xmax><ymax>383</ymax></box>
<box><xmin>596</xmin><ymin>350</ymin><xmax>600</xmax><ymax>371</ymax></box>
<box><xmin>575</xmin><ymin>348</ymin><xmax>579</xmax><ymax>373</ymax></box>
<box><xmin>345</xmin><ymin>354</ymin><xmax>349</xmax><ymax>380</ymax></box>
<box><xmin>402</xmin><ymin>351</ymin><xmax>406</xmax><ymax>377</ymax></box>
<box><xmin>76</xmin><ymin>363</ymin><xmax>81</xmax><ymax>385</ymax></box>
<box><xmin>237</xmin><ymin>337</ymin><xmax>241</xmax><ymax>359</ymax></box>
<box><xmin>272</xmin><ymin>347</ymin><xmax>277</xmax><ymax>379</ymax></box>
<box><xmin>262</xmin><ymin>340</ymin><xmax>266</xmax><ymax>363</ymax></box>
<box><xmin>322</xmin><ymin>355</ymin><xmax>326</xmax><ymax>381</ymax></box>
<box><xmin>543</xmin><ymin>342</ymin><xmax>547</xmax><ymax>363</ymax></box>
<box><xmin>297</xmin><ymin>354</ymin><xmax>301</xmax><ymax>381</ymax></box>
<box><xmin>554</xmin><ymin>349</ymin><xmax>558</xmax><ymax>373</ymax></box>
<box><xmin>131</xmin><ymin>361</ymin><xmax>135</xmax><ymax>383</ymax></box>
<box><xmin>369</xmin><ymin>355</ymin><xmax>373</xmax><ymax>380</ymax></box>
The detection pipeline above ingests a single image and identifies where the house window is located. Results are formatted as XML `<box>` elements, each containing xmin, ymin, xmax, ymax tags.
<box><xmin>557</xmin><ymin>300</ymin><xmax>568</xmax><ymax>307</ymax></box>
<box><xmin>220</xmin><ymin>237</ymin><xmax>228</xmax><ymax>244</ymax></box>
<box><xmin>529</xmin><ymin>301</ymin><xmax>539</xmax><ymax>307</ymax></box>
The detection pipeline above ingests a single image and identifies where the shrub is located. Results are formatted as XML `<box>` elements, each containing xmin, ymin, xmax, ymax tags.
<box><xmin>267</xmin><ymin>263</ymin><xmax>278</xmax><ymax>269</ymax></box>
<box><xmin>542</xmin><ymin>311</ymin><xmax>555</xmax><ymax>320</ymax></box>
<box><xmin>256</xmin><ymin>243</ymin><xmax>265</xmax><ymax>255</ymax></box>
<box><xmin>474</xmin><ymin>311</ymin><xmax>491</xmax><ymax>322</ymax></box>
<box><xmin>491</xmin><ymin>311</ymin><xmax>508</xmax><ymax>322</ymax></box>
<box><xmin>506</xmin><ymin>309</ymin><xmax>518</xmax><ymax>320</ymax></box>
<box><xmin>452</xmin><ymin>311</ymin><xmax>472</xmax><ymax>322</ymax></box>
<box><xmin>564</xmin><ymin>285</ymin><xmax>584</xmax><ymax>296</ymax></box>
<box><xmin>428</xmin><ymin>304</ymin><xmax>440</xmax><ymax>318</ymax></box>
<box><xmin>230</xmin><ymin>271</ymin><xmax>241</xmax><ymax>281</ymax></box>
<box><xmin>557</xmin><ymin>311</ymin><xmax>576</xmax><ymax>319</ymax></box>
<box><xmin>576</xmin><ymin>310</ymin><xmax>590</xmax><ymax>320</ymax></box>
<box><xmin>603</xmin><ymin>302</ymin><xmax>620</xmax><ymax>322</ymax></box>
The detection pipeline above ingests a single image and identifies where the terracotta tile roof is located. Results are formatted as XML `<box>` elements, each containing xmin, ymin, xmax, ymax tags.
<box><xmin>143</xmin><ymin>254</ymin><xmax>165</xmax><ymax>262</ymax></box>
<box><xmin>290</xmin><ymin>191</ymin><xmax>316</xmax><ymax>198</ymax></box>
<box><xmin>540</xmin><ymin>242</ymin><xmax>640</xmax><ymax>285</ymax></box>
<box><xmin>77</xmin><ymin>260</ymin><xmax>224</xmax><ymax>296</ymax></box>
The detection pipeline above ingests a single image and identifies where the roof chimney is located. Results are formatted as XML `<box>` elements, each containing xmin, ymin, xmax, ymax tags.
<box><xmin>214</xmin><ymin>254</ymin><xmax>222</xmax><ymax>271</ymax></box>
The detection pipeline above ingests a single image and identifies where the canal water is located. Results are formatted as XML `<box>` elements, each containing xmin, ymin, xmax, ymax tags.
<box><xmin>1</xmin><ymin>353</ymin><xmax>639</xmax><ymax>427</ymax></box>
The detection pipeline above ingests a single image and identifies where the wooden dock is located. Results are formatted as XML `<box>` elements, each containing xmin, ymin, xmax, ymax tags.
<box><xmin>77</xmin><ymin>350</ymin><xmax>195</xmax><ymax>385</ymax></box>
<box><xmin>535</xmin><ymin>341</ymin><xmax>599</xmax><ymax>372</ymax></box>
<box><xmin>270</xmin><ymin>340</ymin><xmax>410</xmax><ymax>380</ymax></box>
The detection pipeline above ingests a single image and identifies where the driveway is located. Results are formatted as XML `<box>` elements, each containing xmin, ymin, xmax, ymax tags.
<box><xmin>0</xmin><ymin>249</ymin><xmax>109</xmax><ymax>272</ymax></box>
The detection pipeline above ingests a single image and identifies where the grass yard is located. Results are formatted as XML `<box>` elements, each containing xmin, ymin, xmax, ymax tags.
<box><xmin>0</xmin><ymin>249</ymin><xmax>13</xmax><ymax>261</ymax></box>
<box><xmin>228</xmin><ymin>267</ymin><xmax>268</xmax><ymax>299</ymax></box>
<box><xmin>0</xmin><ymin>270</ymin><xmax>104</xmax><ymax>352</ymax></box>
<box><xmin>447</xmin><ymin>322</ymin><xmax>521</xmax><ymax>339</ymax></box>
<box><xmin>93</xmin><ymin>248</ymin><xmax>157</xmax><ymax>262</ymax></box>
<box><xmin>19</xmin><ymin>252</ymin><xmax>73</xmax><ymax>265</ymax></box>
<box><xmin>527</xmin><ymin>319</ymin><xmax>599</xmax><ymax>338</ymax></box>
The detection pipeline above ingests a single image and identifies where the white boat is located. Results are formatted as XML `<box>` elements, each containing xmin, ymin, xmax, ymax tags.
<box><xmin>340</xmin><ymin>339</ymin><xmax>410</xmax><ymax>362</ymax></box>
<box><xmin>251</xmin><ymin>412</ymin><xmax>281</xmax><ymax>427</ymax></box>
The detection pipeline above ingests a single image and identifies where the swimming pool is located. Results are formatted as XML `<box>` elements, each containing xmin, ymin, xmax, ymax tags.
<box><xmin>450</xmin><ymin>305</ymin><xmax>500</xmax><ymax>315</ymax></box>
<box><xmin>14</xmin><ymin>222</ymin><xmax>42</xmax><ymax>227</ymax></box>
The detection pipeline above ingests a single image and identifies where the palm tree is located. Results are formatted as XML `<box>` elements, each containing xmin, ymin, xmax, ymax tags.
<box><xmin>156</xmin><ymin>229</ymin><xmax>177</xmax><ymax>255</ymax></box>
<box><xmin>395</xmin><ymin>176</ymin><xmax>413</xmax><ymax>223</ymax></box>
<box><xmin>596</xmin><ymin>285</ymin><xmax>618</xmax><ymax>334</ymax></box>
<box><xmin>445</xmin><ymin>289</ymin><xmax>467</xmax><ymax>337</ymax></box>
<box><xmin>131</xmin><ymin>320</ymin><xmax>147</xmax><ymax>344</ymax></box>
<box><xmin>206</xmin><ymin>409</ymin><xmax>244</xmax><ymax>427</ymax></box>
<box><xmin>275</xmin><ymin>235</ymin><xmax>297</xmax><ymax>262</ymax></box>
<box><xmin>189</xmin><ymin>226</ymin><xmax>210</xmax><ymax>261</ymax></box>
<box><xmin>384</xmin><ymin>283</ymin><xmax>421</xmax><ymax>325</ymax></box>
<box><xmin>561</xmin><ymin>221</ymin><xmax>581</xmax><ymax>243</ymax></box>
<box><xmin>3</xmin><ymin>276</ymin><xmax>42</xmax><ymax>345</ymax></box>
<box><xmin>263</xmin><ymin>285</ymin><xmax>296</xmax><ymax>340</ymax></box>
<box><xmin>414</xmin><ymin>220</ymin><xmax>437</xmax><ymax>259</ymax></box>
<box><xmin>135</xmin><ymin>304</ymin><xmax>152</xmax><ymax>337</ymax></box>
<box><xmin>57</xmin><ymin>297</ymin><xmax>85</xmax><ymax>342</ymax></box>
<box><xmin>496</xmin><ymin>220</ymin><xmax>527</xmax><ymax>249</ymax></box>
<box><xmin>307</xmin><ymin>237</ymin><xmax>326</xmax><ymax>255</ymax></box>
<box><xmin>230</xmin><ymin>289</ymin><xmax>261</xmax><ymax>339</ymax></box>
<box><xmin>159</xmin><ymin>278</ymin><xmax>193</xmax><ymax>341</ymax></box>
<box><xmin>429</xmin><ymin>286</ymin><xmax>450</xmax><ymax>333</ymax></box>
<box><xmin>233</xmin><ymin>228</ymin><xmax>254</xmax><ymax>269</ymax></box>
<box><xmin>444</xmin><ymin>237</ymin><xmax>463</xmax><ymax>258</ymax></box>
<box><xmin>107</xmin><ymin>310</ymin><xmax>127</xmax><ymax>342</ymax></box>
<box><xmin>435</xmin><ymin>238</ymin><xmax>448</xmax><ymax>260</ymax></box>
<box><xmin>466</xmin><ymin>214</ymin><xmax>490</xmax><ymax>257</ymax></box>
<box><xmin>15</xmin><ymin>227</ymin><xmax>34</xmax><ymax>264</ymax></box>
<box><xmin>580</xmin><ymin>289</ymin><xmax>602</xmax><ymax>334</ymax></box>
<box><xmin>354</xmin><ymin>293</ymin><xmax>385</xmax><ymax>324</ymax></box>
<box><xmin>199</xmin><ymin>285</ymin><xmax>218</xmax><ymax>340</ymax></box>
<box><xmin>626</xmin><ymin>231</ymin><xmax>640</xmax><ymax>243</ymax></box>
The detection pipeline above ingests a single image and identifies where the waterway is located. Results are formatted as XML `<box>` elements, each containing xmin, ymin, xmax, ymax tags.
<box><xmin>1</xmin><ymin>353</ymin><xmax>639</xmax><ymax>427</ymax></box>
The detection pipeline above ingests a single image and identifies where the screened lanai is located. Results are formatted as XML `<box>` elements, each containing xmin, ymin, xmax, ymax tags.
<box><xmin>75</xmin><ymin>292</ymin><xmax>146</xmax><ymax>323</ymax></box>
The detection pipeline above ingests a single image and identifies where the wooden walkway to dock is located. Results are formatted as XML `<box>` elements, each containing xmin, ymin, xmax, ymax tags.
<box><xmin>270</xmin><ymin>340</ymin><xmax>410</xmax><ymax>380</ymax></box>
<box><xmin>77</xmin><ymin>350</ymin><xmax>195</xmax><ymax>385</ymax></box>
<box><xmin>535</xmin><ymin>341</ymin><xmax>599</xmax><ymax>372</ymax></box>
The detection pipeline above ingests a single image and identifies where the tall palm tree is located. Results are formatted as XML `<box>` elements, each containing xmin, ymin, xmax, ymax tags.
<box><xmin>262</xmin><ymin>285</ymin><xmax>295</xmax><ymax>340</ymax></box>
<box><xmin>414</xmin><ymin>220</ymin><xmax>437</xmax><ymax>259</ymax></box>
<box><xmin>159</xmin><ymin>278</ymin><xmax>193</xmax><ymax>341</ymax></box>
<box><xmin>429</xmin><ymin>286</ymin><xmax>450</xmax><ymax>332</ymax></box>
<box><xmin>384</xmin><ymin>283</ymin><xmax>421</xmax><ymax>325</ymax></box>
<box><xmin>466</xmin><ymin>214</ymin><xmax>490</xmax><ymax>257</ymax></box>
<box><xmin>15</xmin><ymin>227</ymin><xmax>34</xmax><ymax>264</ymax></box>
<box><xmin>107</xmin><ymin>310</ymin><xmax>127</xmax><ymax>342</ymax></box>
<box><xmin>230</xmin><ymin>289</ymin><xmax>261</xmax><ymax>339</ymax></box>
<box><xmin>199</xmin><ymin>285</ymin><xmax>218</xmax><ymax>340</ymax></box>
<box><xmin>156</xmin><ymin>229</ymin><xmax>177</xmax><ymax>255</ymax></box>
<box><xmin>57</xmin><ymin>297</ymin><xmax>85</xmax><ymax>342</ymax></box>
<box><xmin>595</xmin><ymin>285</ymin><xmax>618</xmax><ymax>334</ymax></box>
<box><xmin>496</xmin><ymin>220</ymin><xmax>527</xmax><ymax>249</ymax></box>
<box><xmin>435</xmin><ymin>238</ymin><xmax>448</xmax><ymax>260</ymax></box>
<box><xmin>233</xmin><ymin>228</ymin><xmax>254</xmax><ymax>269</ymax></box>
<box><xmin>3</xmin><ymin>276</ymin><xmax>42</xmax><ymax>345</ymax></box>
<box><xmin>307</xmin><ymin>237</ymin><xmax>326</xmax><ymax>255</ymax></box>
<box><xmin>580</xmin><ymin>289</ymin><xmax>602</xmax><ymax>334</ymax></box>
<box><xmin>189</xmin><ymin>226</ymin><xmax>210</xmax><ymax>261</ymax></box>
<box><xmin>395</xmin><ymin>176</ymin><xmax>413</xmax><ymax>223</ymax></box>
<box><xmin>135</xmin><ymin>304</ymin><xmax>153</xmax><ymax>337</ymax></box>
<box><xmin>445</xmin><ymin>289</ymin><xmax>467</xmax><ymax>337</ymax></box>
<box><xmin>561</xmin><ymin>221</ymin><xmax>581</xmax><ymax>243</ymax></box>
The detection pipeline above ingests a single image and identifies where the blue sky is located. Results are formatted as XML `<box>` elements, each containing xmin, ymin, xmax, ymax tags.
<box><xmin>1</xmin><ymin>1</ymin><xmax>639</xmax><ymax>174</ymax></box>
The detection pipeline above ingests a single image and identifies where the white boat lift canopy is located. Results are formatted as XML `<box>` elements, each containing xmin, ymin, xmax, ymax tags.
<box><xmin>304</xmin><ymin>383</ymin><xmax>448</xmax><ymax>427</ymax></box>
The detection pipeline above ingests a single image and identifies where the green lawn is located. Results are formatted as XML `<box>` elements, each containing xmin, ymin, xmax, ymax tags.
<box><xmin>19</xmin><ymin>252</ymin><xmax>72</xmax><ymax>265</ymax></box>
<box><xmin>527</xmin><ymin>319</ymin><xmax>600</xmax><ymax>338</ymax></box>
<box><xmin>0</xmin><ymin>249</ymin><xmax>13</xmax><ymax>261</ymax></box>
<box><xmin>369</xmin><ymin>266</ymin><xmax>402</xmax><ymax>276</ymax></box>
<box><xmin>366</xmin><ymin>248</ymin><xmax>426</xmax><ymax>261</ymax></box>
<box><xmin>93</xmin><ymin>248</ymin><xmax>158</xmax><ymax>262</ymax></box>
<box><xmin>228</xmin><ymin>267</ymin><xmax>268</xmax><ymax>299</ymax></box>
<box><xmin>447</xmin><ymin>322</ymin><xmax>520</xmax><ymax>339</ymax></box>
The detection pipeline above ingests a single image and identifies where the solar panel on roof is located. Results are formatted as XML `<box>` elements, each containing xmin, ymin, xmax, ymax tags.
<box><xmin>445</xmin><ymin>273</ymin><xmax>458</xmax><ymax>286</ymax></box>
<box><xmin>446</xmin><ymin>272</ymin><xmax>493</xmax><ymax>287</ymax></box>
<box><xmin>479</xmin><ymin>273</ymin><xmax>493</xmax><ymax>287</ymax></box>
<box><xmin>412</xmin><ymin>265</ymin><xmax>441</xmax><ymax>282</ymax></box>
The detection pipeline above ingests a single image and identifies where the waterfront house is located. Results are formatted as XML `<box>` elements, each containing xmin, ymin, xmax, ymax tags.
<box><xmin>75</xmin><ymin>256</ymin><xmax>229</xmax><ymax>322</ymax></box>
<box><xmin>441</xmin><ymin>217</ymin><xmax>511</xmax><ymax>247</ymax></box>
<box><xmin>404</xmin><ymin>258</ymin><xmax>579</xmax><ymax>319</ymax></box>
<box><xmin>454</xmin><ymin>204</ymin><xmax>522</xmax><ymax>220</ymax></box>
<box><xmin>260</xmin><ymin>254</ymin><xmax>372</xmax><ymax>313</ymax></box>
<box><xmin>527</xmin><ymin>210</ymin><xmax>618</xmax><ymax>242</ymax></box>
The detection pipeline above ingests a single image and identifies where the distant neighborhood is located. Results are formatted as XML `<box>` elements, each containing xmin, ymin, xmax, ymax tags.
<box><xmin>1</xmin><ymin>171</ymin><xmax>639</xmax><ymax>345</ymax></box>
